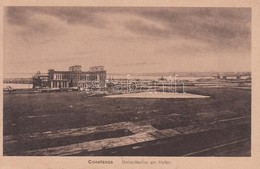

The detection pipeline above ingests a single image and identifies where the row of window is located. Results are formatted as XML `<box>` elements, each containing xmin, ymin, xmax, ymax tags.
<box><xmin>54</xmin><ymin>74</ymin><xmax>63</xmax><ymax>80</ymax></box>
<box><xmin>53</xmin><ymin>73</ymin><xmax>105</xmax><ymax>80</ymax></box>
<box><xmin>52</xmin><ymin>81</ymin><xmax>68</xmax><ymax>88</ymax></box>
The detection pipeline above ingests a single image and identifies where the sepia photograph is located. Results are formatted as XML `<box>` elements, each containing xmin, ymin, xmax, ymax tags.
<box><xmin>3</xmin><ymin>6</ymin><xmax>251</xmax><ymax>157</ymax></box>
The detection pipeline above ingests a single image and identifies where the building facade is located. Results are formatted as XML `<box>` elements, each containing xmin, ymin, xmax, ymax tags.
<box><xmin>212</xmin><ymin>73</ymin><xmax>251</xmax><ymax>80</ymax></box>
<box><xmin>33</xmin><ymin>65</ymin><xmax>106</xmax><ymax>89</ymax></box>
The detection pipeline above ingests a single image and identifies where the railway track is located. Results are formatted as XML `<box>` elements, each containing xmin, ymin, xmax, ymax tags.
<box><xmin>184</xmin><ymin>138</ymin><xmax>250</xmax><ymax>156</ymax></box>
<box><xmin>4</xmin><ymin>115</ymin><xmax>251</xmax><ymax>156</ymax></box>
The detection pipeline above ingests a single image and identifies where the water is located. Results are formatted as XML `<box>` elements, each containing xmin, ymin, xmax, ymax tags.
<box><xmin>108</xmin><ymin>75</ymin><xmax>212</xmax><ymax>81</ymax></box>
<box><xmin>3</xmin><ymin>83</ymin><xmax>33</xmax><ymax>89</ymax></box>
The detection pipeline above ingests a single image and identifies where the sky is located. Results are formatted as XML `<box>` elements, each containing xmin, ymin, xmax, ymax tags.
<box><xmin>4</xmin><ymin>7</ymin><xmax>251</xmax><ymax>78</ymax></box>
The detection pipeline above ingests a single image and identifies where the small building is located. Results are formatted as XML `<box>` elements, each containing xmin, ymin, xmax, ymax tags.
<box><xmin>212</xmin><ymin>72</ymin><xmax>251</xmax><ymax>80</ymax></box>
<box><xmin>212</xmin><ymin>74</ymin><xmax>221</xmax><ymax>79</ymax></box>
<box><xmin>32</xmin><ymin>71</ymin><xmax>49</xmax><ymax>88</ymax></box>
<box><xmin>223</xmin><ymin>75</ymin><xmax>238</xmax><ymax>80</ymax></box>
<box><xmin>33</xmin><ymin>65</ymin><xmax>106</xmax><ymax>89</ymax></box>
<box><xmin>238</xmin><ymin>73</ymin><xmax>251</xmax><ymax>80</ymax></box>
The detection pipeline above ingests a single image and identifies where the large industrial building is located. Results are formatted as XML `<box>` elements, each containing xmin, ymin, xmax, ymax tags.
<box><xmin>33</xmin><ymin>65</ymin><xmax>106</xmax><ymax>89</ymax></box>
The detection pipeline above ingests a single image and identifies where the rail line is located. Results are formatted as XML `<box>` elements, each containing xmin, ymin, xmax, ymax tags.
<box><xmin>184</xmin><ymin>138</ymin><xmax>250</xmax><ymax>156</ymax></box>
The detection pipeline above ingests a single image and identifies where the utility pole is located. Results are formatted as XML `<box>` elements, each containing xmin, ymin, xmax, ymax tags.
<box><xmin>127</xmin><ymin>74</ymin><xmax>130</xmax><ymax>93</ymax></box>
<box><xmin>174</xmin><ymin>75</ymin><xmax>178</xmax><ymax>93</ymax></box>
<box><xmin>182</xmin><ymin>82</ymin><xmax>185</xmax><ymax>94</ymax></box>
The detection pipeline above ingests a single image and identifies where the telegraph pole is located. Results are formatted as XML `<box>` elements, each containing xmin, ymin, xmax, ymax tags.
<box><xmin>174</xmin><ymin>75</ymin><xmax>178</xmax><ymax>93</ymax></box>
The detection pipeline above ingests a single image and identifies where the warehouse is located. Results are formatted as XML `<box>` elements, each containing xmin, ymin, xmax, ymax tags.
<box><xmin>33</xmin><ymin>65</ymin><xmax>106</xmax><ymax>89</ymax></box>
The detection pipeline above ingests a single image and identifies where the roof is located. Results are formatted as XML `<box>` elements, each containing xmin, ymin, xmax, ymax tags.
<box><xmin>51</xmin><ymin>70</ymin><xmax>106</xmax><ymax>74</ymax></box>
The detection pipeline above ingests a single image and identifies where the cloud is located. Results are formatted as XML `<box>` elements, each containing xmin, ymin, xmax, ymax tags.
<box><xmin>131</xmin><ymin>8</ymin><xmax>251</xmax><ymax>51</ymax></box>
<box><xmin>6</xmin><ymin>7</ymin><xmax>69</xmax><ymax>44</ymax></box>
<box><xmin>5</xmin><ymin>7</ymin><xmax>30</xmax><ymax>25</ymax></box>
<box><xmin>114</xmin><ymin>61</ymin><xmax>159</xmax><ymax>67</ymax></box>
<box><xmin>4</xmin><ymin>7</ymin><xmax>251</xmax><ymax>75</ymax></box>
<box><xmin>6</xmin><ymin>7</ymin><xmax>251</xmax><ymax>48</ymax></box>
<box><xmin>123</xmin><ymin>14</ymin><xmax>169</xmax><ymax>39</ymax></box>
<box><xmin>6</xmin><ymin>7</ymin><xmax>108</xmax><ymax>27</ymax></box>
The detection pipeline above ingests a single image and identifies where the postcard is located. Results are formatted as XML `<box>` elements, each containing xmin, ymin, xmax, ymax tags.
<box><xmin>1</xmin><ymin>0</ymin><xmax>259</xmax><ymax>169</ymax></box>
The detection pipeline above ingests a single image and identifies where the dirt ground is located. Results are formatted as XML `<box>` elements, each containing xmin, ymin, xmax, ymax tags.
<box><xmin>3</xmin><ymin>87</ymin><xmax>251</xmax><ymax>156</ymax></box>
